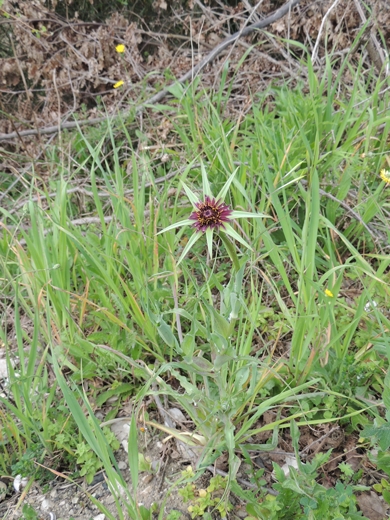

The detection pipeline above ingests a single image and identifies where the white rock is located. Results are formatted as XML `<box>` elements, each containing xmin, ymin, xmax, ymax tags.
<box><xmin>118</xmin><ymin>461</ymin><xmax>127</xmax><ymax>470</ymax></box>
<box><xmin>13</xmin><ymin>474</ymin><xmax>28</xmax><ymax>492</ymax></box>
<box><xmin>41</xmin><ymin>498</ymin><xmax>52</xmax><ymax>511</ymax></box>
<box><xmin>110</xmin><ymin>421</ymin><xmax>130</xmax><ymax>443</ymax></box>
<box><xmin>0</xmin><ymin>358</ymin><xmax>8</xmax><ymax>379</ymax></box>
<box><xmin>168</xmin><ymin>407</ymin><xmax>186</xmax><ymax>424</ymax></box>
<box><xmin>364</xmin><ymin>300</ymin><xmax>378</xmax><ymax>312</ymax></box>
<box><xmin>93</xmin><ymin>514</ymin><xmax>106</xmax><ymax>520</ymax></box>
<box><xmin>281</xmin><ymin>455</ymin><xmax>299</xmax><ymax>477</ymax></box>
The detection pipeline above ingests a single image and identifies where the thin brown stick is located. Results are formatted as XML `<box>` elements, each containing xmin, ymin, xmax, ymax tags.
<box><xmin>300</xmin><ymin>179</ymin><xmax>380</xmax><ymax>240</ymax></box>
<box><xmin>0</xmin><ymin>0</ymin><xmax>301</xmax><ymax>142</ymax></box>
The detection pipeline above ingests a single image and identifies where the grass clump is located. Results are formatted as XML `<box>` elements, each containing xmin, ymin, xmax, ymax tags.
<box><xmin>1</xmin><ymin>45</ymin><xmax>390</xmax><ymax>519</ymax></box>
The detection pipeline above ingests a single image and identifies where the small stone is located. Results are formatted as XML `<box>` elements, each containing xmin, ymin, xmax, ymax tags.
<box><xmin>41</xmin><ymin>498</ymin><xmax>52</xmax><ymax>511</ymax></box>
<box><xmin>236</xmin><ymin>507</ymin><xmax>248</xmax><ymax>518</ymax></box>
<box><xmin>91</xmin><ymin>473</ymin><xmax>105</xmax><ymax>485</ymax></box>
<box><xmin>71</xmin><ymin>495</ymin><xmax>79</xmax><ymax>504</ymax></box>
<box><xmin>93</xmin><ymin>514</ymin><xmax>106</xmax><ymax>520</ymax></box>
<box><xmin>118</xmin><ymin>461</ymin><xmax>127</xmax><ymax>470</ymax></box>
<box><xmin>50</xmin><ymin>489</ymin><xmax>58</xmax><ymax>499</ymax></box>
<box><xmin>13</xmin><ymin>474</ymin><xmax>28</xmax><ymax>492</ymax></box>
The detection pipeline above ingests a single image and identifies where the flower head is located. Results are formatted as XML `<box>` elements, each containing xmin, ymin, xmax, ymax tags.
<box><xmin>380</xmin><ymin>169</ymin><xmax>390</xmax><ymax>184</ymax></box>
<box><xmin>325</xmin><ymin>289</ymin><xmax>334</xmax><ymax>298</ymax></box>
<box><xmin>113</xmin><ymin>80</ymin><xmax>124</xmax><ymax>89</ymax></box>
<box><xmin>189</xmin><ymin>196</ymin><xmax>232</xmax><ymax>232</ymax></box>
<box><xmin>116</xmin><ymin>44</ymin><xmax>125</xmax><ymax>53</ymax></box>
<box><xmin>157</xmin><ymin>161</ymin><xmax>269</xmax><ymax>265</ymax></box>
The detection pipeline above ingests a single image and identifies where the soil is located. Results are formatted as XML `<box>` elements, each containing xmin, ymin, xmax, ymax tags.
<box><xmin>1</xmin><ymin>416</ymin><xmax>389</xmax><ymax>519</ymax></box>
<box><xmin>0</xmin><ymin>435</ymin><xmax>190</xmax><ymax>520</ymax></box>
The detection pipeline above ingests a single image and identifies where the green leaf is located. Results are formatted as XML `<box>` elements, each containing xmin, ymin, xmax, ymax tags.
<box><xmin>205</xmin><ymin>304</ymin><xmax>231</xmax><ymax>339</ymax></box>
<box><xmin>214</xmin><ymin>354</ymin><xmax>234</xmax><ymax>369</ymax></box>
<box><xmin>216</xmin><ymin>168</ymin><xmax>238</xmax><ymax>201</ymax></box>
<box><xmin>230</xmin><ymin>210</ymin><xmax>270</xmax><ymax>219</ymax></box>
<box><xmin>190</xmin><ymin>357</ymin><xmax>214</xmax><ymax>373</ymax></box>
<box><xmin>362</xmin><ymin>423</ymin><xmax>390</xmax><ymax>451</ymax></box>
<box><xmin>157</xmin><ymin>318</ymin><xmax>179</xmax><ymax>351</ymax></box>
<box><xmin>181</xmin><ymin>181</ymin><xmax>200</xmax><ymax>207</ymax></box>
<box><xmin>223</xmin><ymin>224</ymin><xmax>253</xmax><ymax>251</ymax></box>
<box><xmin>177</xmin><ymin>231</ymin><xmax>202</xmax><ymax>265</ymax></box>
<box><xmin>376</xmin><ymin>451</ymin><xmax>390</xmax><ymax>477</ymax></box>
<box><xmin>166</xmin><ymin>82</ymin><xmax>185</xmax><ymax>98</ymax></box>
<box><xmin>206</xmin><ymin>227</ymin><xmax>214</xmax><ymax>259</ymax></box>
<box><xmin>200</xmin><ymin>161</ymin><xmax>212</xmax><ymax>197</ymax></box>
<box><xmin>128</xmin><ymin>414</ymin><xmax>139</xmax><ymax>491</ymax></box>
<box><xmin>181</xmin><ymin>333</ymin><xmax>195</xmax><ymax>357</ymax></box>
<box><xmin>383</xmin><ymin>489</ymin><xmax>390</xmax><ymax>505</ymax></box>
<box><xmin>157</xmin><ymin>219</ymin><xmax>193</xmax><ymax>234</ymax></box>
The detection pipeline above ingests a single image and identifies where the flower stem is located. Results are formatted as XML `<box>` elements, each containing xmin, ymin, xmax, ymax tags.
<box><xmin>220</xmin><ymin>233</ymin><xmax>240</xmax><ymax>272</ymax></box>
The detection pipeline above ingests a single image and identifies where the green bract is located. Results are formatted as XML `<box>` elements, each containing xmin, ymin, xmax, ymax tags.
<box><xmin>158</xmin><ymin>162</ymin><xmax>269</xmax><ymax>265</ymax></box>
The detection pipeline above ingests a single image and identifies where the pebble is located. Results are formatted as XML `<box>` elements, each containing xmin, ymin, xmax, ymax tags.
<box><xmin>93</xmin><ymin>514</ymin><xmax>106</xmax><ymax>520</ymax></box>
<box><xmin>71</xmin><ymin>495</ymin><xmax>80</xmax><ymax>504</ymax></box>
<box><xmin>41</xmin><ymin>498</ymin><xmax>52</xmax><ymax>511</ymax></box>
<box><xmin>13</xmin><ymin>474</ymin><xmax>28</xmax><ymax>492</ymax></box>
<box><xmin>91</xmin><ymin>472</ymin><xmax>105</xmax><ymax>485</ymax></box>
<box><xmin>118</xmin><ymin>461</ymin><xmax>127</xmax><ymax>470</ymax></box>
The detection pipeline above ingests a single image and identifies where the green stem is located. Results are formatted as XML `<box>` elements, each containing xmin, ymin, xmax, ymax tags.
<box><xmin>220</xmin><ymin>233</ymin><xmax>240</xmax><ymax>272</ymax></box>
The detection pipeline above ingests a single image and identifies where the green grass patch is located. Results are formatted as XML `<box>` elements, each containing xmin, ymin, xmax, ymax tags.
<box><xmin>1</xmin><ymin>48</ymin><xmax>390</xmax><ymax>519</ymax></box>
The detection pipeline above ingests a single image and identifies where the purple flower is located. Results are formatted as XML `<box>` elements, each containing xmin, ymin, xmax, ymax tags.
<box><xmin>189</xmin><ymin>196</ymin><xmax>232</xmax><ymax>232</ymax></box>
<box><xmin>157</xmin><ymin>162</ymin><xmax>269</xmax><ymax>265</ymax></box>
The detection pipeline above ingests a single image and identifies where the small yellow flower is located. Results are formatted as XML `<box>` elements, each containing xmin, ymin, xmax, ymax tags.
<box><xmin>198</xmin><ymin>489</ymin><xmax>207</xmax><ymax>498</ymax></box>
<box><xmin>113</xmin><ymin>80</ymin><xmax>124</xmax><ymax>89</ymax></box>
<box><xmin>325</xmin><ymin>289</ymin><xmax>334</xmax><ymax>298</ymax></box>
<box><xmin>116</xmin><ymin>44</ymin><xmax>125</xmax><ymax>53</ymax></box>
<box><xmin>380</xmin><ymin>169</ymin><xmax>390</xmax><ymax>184</ymax></box>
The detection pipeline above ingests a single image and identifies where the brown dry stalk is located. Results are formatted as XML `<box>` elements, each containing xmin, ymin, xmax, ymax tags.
<box><xmin>0</xmin><ymin>0</ymin><xmax>302</xmax><ymax>142</ymax></box>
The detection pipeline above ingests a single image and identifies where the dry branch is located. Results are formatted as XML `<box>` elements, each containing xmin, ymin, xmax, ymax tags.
<box><xmin>0</xmin><ymin>0</ymin><xmax>301</xmax><ymax>142</ymax></box>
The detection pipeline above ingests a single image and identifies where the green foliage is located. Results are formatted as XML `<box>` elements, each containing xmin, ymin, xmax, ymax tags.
<box><xmin>373</xmin><ymin>478</ymin><xmax>390</xmax><ymax>506</ymax></box>
<box><xmin>21</xmin><ymin>504</ymin><xmax>40</xmax><ymax>520</ymax></box>
<box><xmin>179</xmin><ymin>475</ymin><xmax>232</xmax><ymax>519</ymax></box>
<box><xmin>165</xmin><ymin>511</ymin><xmax>184</xmax><ymax>520</ymax></box>
<box><xmin>75</xmin><ymin>429</ymin><xmax>120</xmax><ymax>484</ymax></box>
<box><xmin>11</xmin><ymin>444</ymin><xmax>47</xmax><ymax>480</ymax></box>
<box><xmin>360</xmin><ymin>369</ymin><xmax>390</xmax><ymax>485</ymax></box>
<box><xmin>239</xmin><ymin>465</ymin><xmax>369</xmax><ymax>520</ymax></box>
<box><xmin>1</xmin><ymin>42</ymin><xmax>390</xmax><ymax>519</ymax></box>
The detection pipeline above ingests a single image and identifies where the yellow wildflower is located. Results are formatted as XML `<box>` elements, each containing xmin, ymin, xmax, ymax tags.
<box><xmin>113</xmin><ymin>80</ymin><xmax>124</xmax><ymax>89</ymax></box>
<box><xmin>380</xmin><ymin>169</ymin><xmax>390</xmax><ymax>184</ymax></box>
<box><xmin>116</xmin><ymin>44</ymin><xmax>125</xmax><ymax>53</ymax></box>
<box><xmin>325</xmin><ymin>289</ymin><xmax>334</xmax><ymax>298</ymax></box>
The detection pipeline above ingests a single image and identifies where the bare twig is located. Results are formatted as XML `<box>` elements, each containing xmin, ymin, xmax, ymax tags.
<box><xmin>10</xmin><ymin>166</ymin><xmax>183</xmax><ymax>213</ymax></box>
<box><xmin>311</xmin><ymin>0</ymin><xmax>341</xmax><ymax>63</ymax></box>
<box><xmin>353</xmin><ymin>0</ymin><xmax>389</xmax><ymax>76</ymax></box>
<box><xmin>300</xmin><ymin>179</ymin><xmax>380</xmax><ymax>240</ymax></box>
